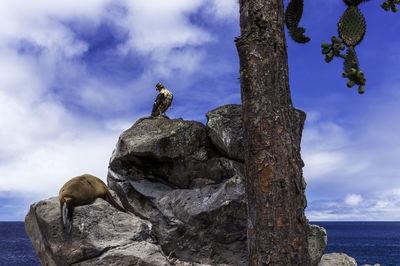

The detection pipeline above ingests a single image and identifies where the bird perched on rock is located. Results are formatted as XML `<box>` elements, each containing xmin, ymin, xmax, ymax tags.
<box><xmin>151</xmin><ymin>82</ymin><xmax>173</xmax><ymax>118</ymax></box>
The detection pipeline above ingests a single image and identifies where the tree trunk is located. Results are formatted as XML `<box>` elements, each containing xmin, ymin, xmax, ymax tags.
<box><xmin>235</xmin><ymin>0</ymin><xmax>310</xmax><ymax>265</ymax></box>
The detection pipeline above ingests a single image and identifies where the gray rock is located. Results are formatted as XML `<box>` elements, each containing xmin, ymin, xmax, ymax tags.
<box><xmin>206</xmin><ymin>104</ymin><xmax>244</xmax><ymax>162</ymax></box>
<box><xmin>318</xmin><ymin>253</ymin><xmax>357</xmax><ymax>266</ymax></box>
<box><xmin>107</xmin><ymin>114</ymin><xmax>326</xmax><ymax>265</ymax></box>
<box><xmin>26</xmin><ymin>106</ymin><xmax>330</xmax><ymax>265</ymax></box>
<box><xmin>108</xmin><ymin>170</ymin><xmax>248</xmax><ymax>265</ymax></box>
<box><xmin>25</xmin><ymin>196</ymin><xmax>169</xmax><ymax>266</ymax></box>
<box><xmin>308</xmin><ymin>224</ymin><xmax>327</xmax><ymax>266</ymax></box>
<box><xmin>109</xmin><ymin>116</ymin><xmax>231</xmax><ymax>189</ymax></box>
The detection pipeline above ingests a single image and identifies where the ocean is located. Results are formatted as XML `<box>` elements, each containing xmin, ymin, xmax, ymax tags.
<box><xmin>0</xmin><ymin>222</ymin><xmax>40</xmax><ymax>266</ymax></box>
<box><xmin>313</xmin><ymin>221</ymin><xmax>400</xmax><ymax>265</ymax></box>
<box><xmin>0</xmin><ymin>221</ymin><xmax>399</xmax><ymax>265</ymax></box>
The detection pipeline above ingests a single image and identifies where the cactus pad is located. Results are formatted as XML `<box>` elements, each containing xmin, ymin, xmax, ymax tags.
<box><xmin>342</xmin><ymin>46</ymin><xmax>366</xmax><ymax>94</ymax></box>
<box><xmin>285</xmin><ymin>0</ymin><xmax>310</xmax><ymax>43</ymax></box>
<box><xmin>338</xmin><ymin>6</ymin><xmax>366</xmax><ymax>46</ymax></box>
<box><xmin>343</xmin><ymin>0</ymin><xmax>371</xmax><ymax>6</ymax></box>
<box><xmin>343</xmin><ymin>46</ymin><xmax>359</xmax><ymax>73</ymax></box>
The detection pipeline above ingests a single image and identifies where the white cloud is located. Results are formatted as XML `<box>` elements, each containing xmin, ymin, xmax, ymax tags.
<box><xmin>307</xmin><ymin>189</ymin><xmax>400</xmax><ymax>221</ymax></box>
<box><xmin>303</xmin><ymin>89</ymin><xmax>400</xmax><ymax>219</ymax></box>
<box><xmin>151</xmin><ymin>48</ymin><xmax>207</xmax><ymax>77</ymax></box>
<box><xmin>344</xmin><ymin>194</ymin><xmax>363</xmax><ymax>206</ymax></box>
<box><xmin>0</xmin><ymin>0</ymin><xmax>239</xmax><ymax>222</ymax></box>
<box><xmin>301</xmin><ymin>120</ymin><xmax>368</xmax><ymax>181</ymax></box>
<box><xmin>118</xmin><ymin>0</ymin><xmax>212</xmax><ymax>53</ymax></box>
<box><xmin>0</xmin><ymin>0</ymin><xmax>231</xmax><ymax>117</ymax></box>
<box><xmin>303</xmin><ymin>151</ymin><xmax>346</xmax><ymax>180</ymax></box>
<box><xmin>0</xmin><ymin>48</ymin><xmax>126</xmax><ymax>197</ymax></box>
<box><xmin>0</xmin><ymin>132</ymin><xmax>119</xmax><ymax>195</ymax></box>
<box><xmin>205</xmin><ymin>0</ymin><xmax>239</xmax><ymax>20</ymax></box>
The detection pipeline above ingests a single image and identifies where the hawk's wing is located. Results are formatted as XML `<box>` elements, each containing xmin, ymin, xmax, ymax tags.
<box><xmin>151</xmin><ymin>92</ymin><xmax>165</xmax><ymax>116</ymax></box>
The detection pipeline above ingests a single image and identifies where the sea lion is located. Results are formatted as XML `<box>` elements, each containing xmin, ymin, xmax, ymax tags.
<box><xmin>59</xmin><ymin>174</ymin><xmax>126</xmax><ymax>233</ymax></box>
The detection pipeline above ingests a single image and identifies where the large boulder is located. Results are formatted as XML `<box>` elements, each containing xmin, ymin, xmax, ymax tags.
<box><xmin>25</xmin><ymin>196</ymin><xmax>169</xmax><ymax>266</ymax></box>
<box><xmin>107</xmin><ymin>114</ymin><xmax>325</xmax><ymax>265</ymax></box>
<box><xmin>109</xmin><ymin>117</ymin><xmax>234</xmax><ymax>189</ymax></box>
<box><xmin>206</xmin><ymin>104</ymin><xmax>244</xmax><ymax>162</ymax></box>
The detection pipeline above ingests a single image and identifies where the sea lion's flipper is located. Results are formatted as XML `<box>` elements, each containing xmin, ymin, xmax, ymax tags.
<box><xmin>62</xmin><ymin>197</ymin><xmax>73</xmax><ymax>233</ymax></box>
<box><xmin>62</xmin><ymin>202</ymin><xmax>68</xmax><ymax>227</ymax></box>
<box><xmin>105</xmin><ymin>190</ymin><xmax>126</xmax><ymax>213</ymax></box>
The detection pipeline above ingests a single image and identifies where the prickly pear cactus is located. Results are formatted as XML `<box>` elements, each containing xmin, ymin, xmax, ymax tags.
<box><xmin>285</xmin><ymin>0</ymin><xmax>310</xmax><ymax>43</ymax></box>
<box><xmin>319</xmin><ymin>0</ymin><xmax>398</xmax><ymax>94</ymax></box>
<box><xmin>320</xmin><ymin>0</ymin><xmax>368</xmax><ymax>94</ymax></box>
<box><xmin>284</xmin><ymin>0</ymin><xmax>398</xmax><ymax>94</ymax></box>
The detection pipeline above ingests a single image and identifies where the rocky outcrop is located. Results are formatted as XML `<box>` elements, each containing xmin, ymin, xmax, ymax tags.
<box><xmin>26</xmin><ymin>104</ymin><xmax>330</xmax><ymax>265</ymax></box>
<box><xmin>25</xmin><ymin>196</ymin><xmax>169</xmax><ymax>266</ymax></box>
<box><xmin>308</xmin><ymin>224</ymin><xmax>328</xmax><ymax>266</ymax></box>
<box><xmin>107</xmin><ymin>113</ymin><xmax>247</xmax><ymax>265</ymax></box>
<box><xmin>318</xmin><ymin>253</ymin><xmax>357</xmax><ymax>266</ymax></box>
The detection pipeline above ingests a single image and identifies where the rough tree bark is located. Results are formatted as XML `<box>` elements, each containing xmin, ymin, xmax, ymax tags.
<box><xmin>235</xmin><ymin>0</ymin><xmax>310</xmax><ymax>265</ymax></box>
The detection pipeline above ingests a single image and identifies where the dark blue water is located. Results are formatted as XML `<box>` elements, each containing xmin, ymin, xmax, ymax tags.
<box><xmin>0</xmin><ymin>221</ymin><xmax>399</xmax><ymax>265</ymax></box>
<box><xmin>313</xmin><ymin>222</ymin><xmax>400</xmax><ymax>266</ymax></box>
<box><xmin>0</xmin><ymin>222</ymin><xmax>40</xmax><ymax>266</ymax></box>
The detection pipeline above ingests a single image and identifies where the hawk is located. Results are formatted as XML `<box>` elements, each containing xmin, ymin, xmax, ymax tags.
<box><xmin>151</xmin><ymin>83</ymin><xmax>173</xmax><ymax>118</ymax></box>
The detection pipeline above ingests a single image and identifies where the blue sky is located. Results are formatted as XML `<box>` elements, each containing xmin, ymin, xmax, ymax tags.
<box><xmin>0</xmin><ymin>0</ymin><xmax>399</xmax><ymax>221</ymax></box>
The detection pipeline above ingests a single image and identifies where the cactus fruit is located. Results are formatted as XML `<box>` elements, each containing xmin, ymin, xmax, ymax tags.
<box><xmin>347</xmin><ymin>80</ymin><xmax>355</xmax><ymax>88</ymax></box>
<box><xmin>322</xmin><ymin>48</ymin><xmax>331</xmax><ymax>54</ymax></box>
<box><xmin>342</xmin><ymin>46</ymin><xmax>366</xmax><ymax>93</ymax></box>
<box><xmin>381</xmin><ymin>0</ymin><xmax>399</xmax><ymax>12</ymax></box>
<box><xmin>321</xmin><ymin>42</ymin><xmax>330</xmax><ymax>48</ymax></box>
<box><xmin>321</xmin><ymin>36</ymin><xmax>347</xmax><ymax>62</ymax></box>
<box><xmin>285</xmin><ymin>0</ymin><xmax>310</xmax><ymax>43</ymax></box>
<box><xmin>325</xmin><ymin>56</ymin><xmax>333</xmax><ymax>63</ymax></box>
<box><xmin>338</xmin><ymin>6</ymin><xmax>366</xmax><ymax>46</ymax></box>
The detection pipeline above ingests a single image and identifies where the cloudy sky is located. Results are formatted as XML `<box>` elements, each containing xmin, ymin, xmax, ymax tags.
<box><xmin>0</xmin><ymin>0</ymin><xmax>399</xmax><ymax>221</ymax></box>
